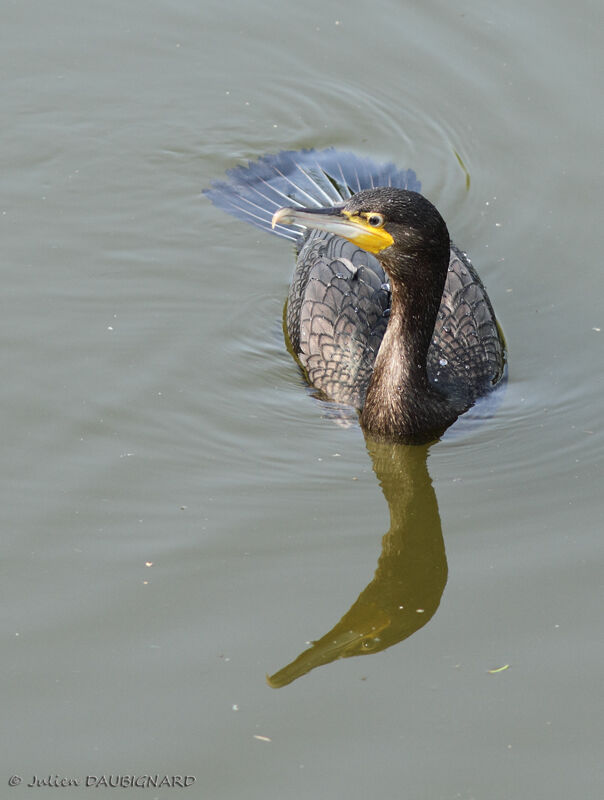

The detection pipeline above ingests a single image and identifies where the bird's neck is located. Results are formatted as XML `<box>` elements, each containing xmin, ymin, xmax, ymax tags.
<box><xmin>361</xmin><ymin>262</ymin><xmax>451</xmax><ymax>442</ymax></box>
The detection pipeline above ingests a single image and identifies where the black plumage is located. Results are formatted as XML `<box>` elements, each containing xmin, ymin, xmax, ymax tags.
<box><xmin>205</xmin><ymin>149</ymin><xmax>505</xmax><ymax>442</ymax></box>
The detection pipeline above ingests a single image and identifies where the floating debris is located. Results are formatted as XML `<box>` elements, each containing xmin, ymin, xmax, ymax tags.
<box><xmin>488</xmin><ymin>664</ymin><xmax>510</xmax><ymax>674</ymax></box>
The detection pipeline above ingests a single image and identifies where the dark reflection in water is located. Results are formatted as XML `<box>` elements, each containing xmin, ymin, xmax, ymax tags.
<box><xmin>268</xmin><ymin>438</ymin><xmax>447</xmax><ymax>688</ymax></box>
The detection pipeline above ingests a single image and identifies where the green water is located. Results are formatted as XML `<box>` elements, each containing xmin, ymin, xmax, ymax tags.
<box><xmin>3</xmin><ymin>0</ymin><xmax>603</xmax><ymax>797</ymax></box>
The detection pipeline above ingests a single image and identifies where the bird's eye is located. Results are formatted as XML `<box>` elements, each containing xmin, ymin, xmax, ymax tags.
<box><xmin>367</xmin><ymin>213</ymin><xmax>384</xmax><ymax>227</ymax></box>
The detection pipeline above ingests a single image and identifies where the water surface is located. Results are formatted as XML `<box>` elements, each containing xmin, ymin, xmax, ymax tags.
<box><xmin>3</xmin><ymin>0</ymin><xmax>603</xmax><ymax>797</ymax></box>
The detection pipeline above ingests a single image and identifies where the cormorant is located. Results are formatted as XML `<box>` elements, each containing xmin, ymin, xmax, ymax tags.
<box><xmin>205</xmin><ymin>149</ymin><xmax>505</xmax><ymax>443</ymax></box>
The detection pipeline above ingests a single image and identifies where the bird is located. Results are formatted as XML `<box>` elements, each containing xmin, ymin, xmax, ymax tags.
<box><xmin>205</xmin><ymin>148</ymin><xmax>505</xmax><ymax>443</ymax></box>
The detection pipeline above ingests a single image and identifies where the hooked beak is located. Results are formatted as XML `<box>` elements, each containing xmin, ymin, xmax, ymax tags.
<box><xmin>272</xmin><ymin>205</ymin><xmax>394</xmax><ymax>254</ymax></box>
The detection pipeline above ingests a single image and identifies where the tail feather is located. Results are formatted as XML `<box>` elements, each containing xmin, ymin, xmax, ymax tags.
<box><xmin>204</xmin><ymin>148</ymin><xmax>421</xmax><ymax>240</ymax></box>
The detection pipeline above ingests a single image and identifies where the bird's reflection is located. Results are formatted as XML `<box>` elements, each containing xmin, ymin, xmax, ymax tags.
<box><xmin>267</xmin><ymin>437</ymin><xmax>447</xmax><ymax>688</ymax></box>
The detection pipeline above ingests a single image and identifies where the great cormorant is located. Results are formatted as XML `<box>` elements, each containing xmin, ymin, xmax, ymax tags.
<box><xmin>205</xmin><ymin>149</ymin><xmax>505</xmax><ymax>443</ymax></box>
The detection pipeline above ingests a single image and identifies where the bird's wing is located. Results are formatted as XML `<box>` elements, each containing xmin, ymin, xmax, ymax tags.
<box><xmin>287</xmin><ymin>231</ymin><xmax>390</xmax><ymax>408</ymax></box>
<box><xmin>204</xmin><ymin>148</ymin><xmax>420</xmax><ymax>240</ymax></box>
<box><xmin>428</xmin><ymin>247</ymin><xmax>505</xmax><ymax>401</ymax></box>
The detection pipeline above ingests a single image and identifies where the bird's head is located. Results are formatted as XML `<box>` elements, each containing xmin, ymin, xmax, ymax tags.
<box><xmin>272</xmin><ymin>187</ymin><xmax>450</xmax><ymax>281</ymax></box>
